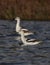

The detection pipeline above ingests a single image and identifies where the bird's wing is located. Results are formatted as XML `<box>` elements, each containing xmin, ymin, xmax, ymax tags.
<box><xmin>27</xmin><ymin>39</ymin><xmax>36</xmax><ymax>42</ymax></box>
<box><xmin>22</xmin><ymin>29</ymin><xmax>28</xmax><ymax>31</ymax></box>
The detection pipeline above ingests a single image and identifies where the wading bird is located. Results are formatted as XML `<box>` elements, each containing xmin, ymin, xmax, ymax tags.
<box><xmin>15</xmin><ymin>17</ymin><xmax>33</xmax><ymax>36</ymax></box>
<box><xmin>20</xmin><ymin>30</ymin><xmax>42</xmax><ymax>46</ymax></box>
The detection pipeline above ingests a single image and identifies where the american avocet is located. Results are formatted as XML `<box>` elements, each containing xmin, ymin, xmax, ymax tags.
<box><xmin>20</xmin><ymin>30</ymin><xmax>42</xmax><ymax>46</ymax></box>
<box><xmin>15</xmin><ymin>17</ymin><xmax>33</xmax><ymax>36</ymax></box>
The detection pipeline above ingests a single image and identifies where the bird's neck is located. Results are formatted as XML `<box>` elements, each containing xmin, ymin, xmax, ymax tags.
<box><xmin>16</xmin><ymin>19</ymin><xmax>20</xmax><ymax>32</ymax></box>
<box><xmin>16</xmin><ymin>20</ymin><xmax>20</xmax><ymax>27</ymax></box>
<box><xmin>21</xmin><ymin>31</ymin><xmax>27</xmax><ymax>44</ymax></box>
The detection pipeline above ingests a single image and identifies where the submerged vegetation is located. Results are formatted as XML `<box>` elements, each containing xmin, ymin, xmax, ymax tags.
<box><xmin>0</xmin><ymin>0</ymin><xmax>50</xmax><ymax>20</ymax></box>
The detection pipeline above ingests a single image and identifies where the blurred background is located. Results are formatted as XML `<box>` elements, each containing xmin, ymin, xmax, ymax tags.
<box><xmin>0</xmin><ymin>0</ymin><xmax>50</xmax><ymax>20</ymax></box>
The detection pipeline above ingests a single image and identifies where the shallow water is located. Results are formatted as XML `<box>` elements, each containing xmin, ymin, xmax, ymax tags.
<box><xmin>0</xmin><ymin>20</ymin><xmax>50</xmax><ymax>65</ymax></box>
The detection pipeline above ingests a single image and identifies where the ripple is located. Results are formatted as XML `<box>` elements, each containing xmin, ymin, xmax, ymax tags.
<box><xmin>0</xmin><ymin>20</ymin><xmax>50</xmax><ymax>64</ymax></box>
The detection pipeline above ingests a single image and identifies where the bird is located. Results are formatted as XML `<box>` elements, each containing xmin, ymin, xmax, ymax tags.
<box><xmin>15</xmin><ymin>17</ymin><xmax>33</xmax><ymax>36</ymax></box>
<box><xmin>20</xmin><ymin>30</ymin><xmax>42</xmax><ymax>46</ymax></box>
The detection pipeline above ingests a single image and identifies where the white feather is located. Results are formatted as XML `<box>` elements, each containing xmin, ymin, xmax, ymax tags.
<box><xmin>20</xmin><ymin>30</ymin><xmax>42</xmax><ymax>46</ymax></box>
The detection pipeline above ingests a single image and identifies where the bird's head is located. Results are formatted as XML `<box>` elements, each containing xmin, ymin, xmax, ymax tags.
<box><xmin>15</xmin><ymin>17</ymin><xmax>20</xmax><ymax>21</ymax></box>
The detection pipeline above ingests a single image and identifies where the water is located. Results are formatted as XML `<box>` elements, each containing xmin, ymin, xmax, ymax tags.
<box><xmin>0</xmin><ymin>20</ymin><xmax>50</xmax><ymax>65</ymax></box>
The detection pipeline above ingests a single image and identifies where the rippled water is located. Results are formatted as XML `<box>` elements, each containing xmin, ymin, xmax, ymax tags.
<box><xmin>0</xmin><ymin>20</ymin><xmax>50</xmax><ymax>65</ymax></box>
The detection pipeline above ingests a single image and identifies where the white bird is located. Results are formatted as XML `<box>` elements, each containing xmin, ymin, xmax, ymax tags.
<box><xmin>20</xmin><ymin>30</ymin><xmax>42</xmax><ymax>46</ymax></box>
<box><xmin>15</xmin><ymin>17</ymin><xmax>33</xmax><ymax>36</ymax></box>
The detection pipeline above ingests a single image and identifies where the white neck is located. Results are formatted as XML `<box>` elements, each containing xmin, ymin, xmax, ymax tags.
<box><xmin>15</xmin><ymin>17</ymin><xmax>21</xmax><ymax>32</ymax></box>
<box><xmin>21</xmin><ymin>30</ymin><xmax>27</xmax><ymax>44</ymax></box>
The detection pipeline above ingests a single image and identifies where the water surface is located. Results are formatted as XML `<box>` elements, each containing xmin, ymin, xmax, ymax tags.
<box><xmin>0</xmin><ymin>20</ymin><xmax>50</xmax><ymax>65</ymax></box>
